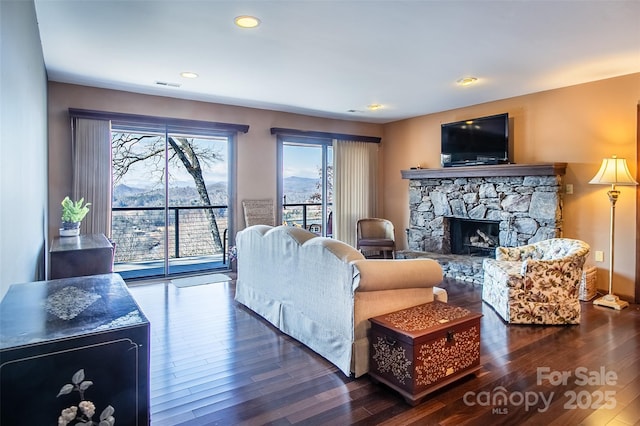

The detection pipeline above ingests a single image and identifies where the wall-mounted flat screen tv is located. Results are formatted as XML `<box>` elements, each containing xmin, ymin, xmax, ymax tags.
<box><xmin>441</xmin><ymin>113</ymin><xmax>510</xmax><ymax>167</ymax></box>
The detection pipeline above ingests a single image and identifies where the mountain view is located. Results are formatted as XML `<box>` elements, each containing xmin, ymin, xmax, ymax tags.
<box><xmin>282</xmin><ymin>176</ymin><xmax>319</xmax><ymax>203</ymax></box>
<box><xmin>113</xmin><ymin>176</ymin><xmax>318</xmax><ymax>207</ymax></box>
<box><xmin>111</xmin><ymin>176</ymin><xmax>321</xmax><ymax>264</ymax></box>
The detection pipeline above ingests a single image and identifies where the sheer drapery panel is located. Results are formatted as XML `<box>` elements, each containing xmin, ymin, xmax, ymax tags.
<box><xmin>72</xmin><ymin>117</ymin><xmax>112</xmax><ymax>237</ymax></box>
<box><xmin>333</xmin><ymin>140</ymin><xmax>378</xmax><ymax>247</ymax></box>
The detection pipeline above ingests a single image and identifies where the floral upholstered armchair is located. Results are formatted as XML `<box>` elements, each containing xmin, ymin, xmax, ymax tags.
<box><xmin>482</xmin><ymin>238</ymin><xmax>590</xmax><ymax>324</ymax></box>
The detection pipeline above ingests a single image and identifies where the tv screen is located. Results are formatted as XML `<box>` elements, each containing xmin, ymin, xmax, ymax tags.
<box><xmin>441</xmin><ymin>113</ymin><xmax>509</xmax><ymax>167</ymax></box>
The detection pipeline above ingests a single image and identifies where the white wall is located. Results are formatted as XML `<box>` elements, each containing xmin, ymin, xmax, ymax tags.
<box><xmin>0</xmin><ymin>0</ymin><xmax>48</xmax><ymax>299</ymax></box>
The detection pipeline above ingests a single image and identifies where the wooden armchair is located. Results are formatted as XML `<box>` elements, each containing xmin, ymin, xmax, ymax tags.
<box><xmin>356</xmin><ymin>218</ymin><xmax>396</xmax><ymax>259</ymax></box>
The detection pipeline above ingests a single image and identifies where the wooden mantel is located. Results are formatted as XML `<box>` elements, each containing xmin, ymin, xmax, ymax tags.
<box><xmin>401</xmin><ymin>163</ymin><xmax>567</xmax><ymax>179</ymax></box>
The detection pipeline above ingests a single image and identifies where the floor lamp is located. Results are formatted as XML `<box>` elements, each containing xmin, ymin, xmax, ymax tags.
<box><xmin>589</xmin><ymin>155</ymin><xmax>638</xmax><ymax>310</ymax></box>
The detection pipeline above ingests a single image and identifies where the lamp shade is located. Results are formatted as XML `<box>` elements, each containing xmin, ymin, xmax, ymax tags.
<box><xmin>589</xmin><ymin>156</ymin><xmax>638</xmax><ymax>186</ymax></box>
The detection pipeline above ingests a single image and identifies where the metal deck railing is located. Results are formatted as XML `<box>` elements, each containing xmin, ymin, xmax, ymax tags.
<box><xmin>111</xmin><ymin>202</ymin><xmax>332</xmax><ymax>277</ymax></box>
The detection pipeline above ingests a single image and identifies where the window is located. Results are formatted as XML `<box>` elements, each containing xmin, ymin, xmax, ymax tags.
<box><xmin>277</xmin><ymin>136</ymin><xmax>333</xmax><ymax>237</ymax></box>
<box><xmin>69</xmin><ymin>108</ymin><xmax>248</xmax><ymax>279</ymax></box>
<box><xmin>111</xmin><ymin>128</ymin><xmax>233</xmax><ymax>278</ymax></box>
<box><xmin>272</xmin><ymin>127</ymin><xmax>381</xmax><ymax>245</ymax></box>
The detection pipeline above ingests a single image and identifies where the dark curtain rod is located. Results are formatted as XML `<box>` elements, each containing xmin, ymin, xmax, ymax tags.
<box><xmin>69</xmin><ymin>108</ymin><xmax>250</xmax><ymax>134</ymax></box>
<box><xmin>270</xmin><ymin>127</ymin><xmax>381</xmax><ymax>143</ymax></box>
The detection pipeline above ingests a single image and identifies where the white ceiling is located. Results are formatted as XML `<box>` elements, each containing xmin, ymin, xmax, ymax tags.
<box><xmin>34</xmin><ymin>0</ymin><xmax>640</xmax><ymax>124</ymax></box>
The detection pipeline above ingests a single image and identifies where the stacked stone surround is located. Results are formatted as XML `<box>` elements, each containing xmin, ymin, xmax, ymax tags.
<box><xmin>398</xmin><ymin>251</ymin><xmax>486</xmax><ymax>285</ymax></box>
<box><xmin>398</xmin><ymin>163</ymin><xmax>566</xmax><ymax>285</ymax></box>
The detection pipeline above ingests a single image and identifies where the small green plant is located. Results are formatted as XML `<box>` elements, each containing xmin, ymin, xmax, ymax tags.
<box><xmin>61</xmin><ymin>196</ymin><xmax>91</xmax><ymax>223</ymax></box>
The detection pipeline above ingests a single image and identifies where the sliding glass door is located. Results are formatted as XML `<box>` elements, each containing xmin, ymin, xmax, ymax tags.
<box><xmin>166</xmin><ymin>134</ymin><xmax>229</xmax><ymax>275</ymax></box>
<box><xmin>111</xmin><ymin>126</ymin><xmax>232</xmax><ymax>279</ymax></box>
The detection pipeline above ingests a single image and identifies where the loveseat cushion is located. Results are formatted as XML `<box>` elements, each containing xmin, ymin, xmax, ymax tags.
<box><xmin>483</xmin><ymin>259</ymin><xmax>524</xmax><ymax>289</ymax></box>
<box><xmin>496</xmin><ymin>238</ymin><xmax>589</xmax><ymax>262</ymax></box>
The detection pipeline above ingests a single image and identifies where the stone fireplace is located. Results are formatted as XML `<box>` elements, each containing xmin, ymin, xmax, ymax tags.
<box><xmin>399</xmin><ymin>163</ymin><xmax>567</xmax><ymax>284</ymax></box>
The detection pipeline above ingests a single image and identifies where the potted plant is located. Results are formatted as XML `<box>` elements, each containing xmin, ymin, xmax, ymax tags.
<box><xmin>60</xmin><ymin>196</ymin><xmax>91</xmax><ymax>237</ymax></box>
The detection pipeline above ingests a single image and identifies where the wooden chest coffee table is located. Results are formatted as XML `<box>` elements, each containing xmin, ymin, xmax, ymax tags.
<box><xmin>368</xmin><ymin>301</ymin><xmax>482</xmax><ymax>405</ymax></box>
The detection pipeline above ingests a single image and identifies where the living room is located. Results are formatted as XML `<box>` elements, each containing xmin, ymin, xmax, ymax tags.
<box><xmin>2</xmin><ymin>1</ymin><xmax>639</xmax><ymax>424</ymax></box>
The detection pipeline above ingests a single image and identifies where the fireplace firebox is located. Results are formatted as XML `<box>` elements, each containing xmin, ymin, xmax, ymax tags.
<box><xmin>448</xmin><ymin>217</ymin><xmax>499</xmax><ymax>257</ymax></box>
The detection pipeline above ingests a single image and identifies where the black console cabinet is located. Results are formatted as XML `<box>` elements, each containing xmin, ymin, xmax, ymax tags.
<box><xmin>50</xmin><ymin>233</ymin><xmax>114</xmax><ymax>279</ymax></box>
<box><xmin>0</xmin><ymin>274</ymin><xmax>150</xmax><ymax>425</ymax></box>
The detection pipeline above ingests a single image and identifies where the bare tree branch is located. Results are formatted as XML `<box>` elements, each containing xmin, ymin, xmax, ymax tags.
<box><xmin>168</xmin><ymin>137</ymin><xmax>223</xmax><ymax>251</ymax></box>
<box><xmin>112</xmin><ymin>132</ymin><xmax>225</xmax><ymax>252</ymax></box>
<box><xmin>112</xmin><ymin>134</ymin><xmax>164</xmax><ymax>184</ymax></box>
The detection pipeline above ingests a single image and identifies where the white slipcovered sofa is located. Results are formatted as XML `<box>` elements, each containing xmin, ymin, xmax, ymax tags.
<box><xmin>235</xmin><ymin>225</ymin><xmax>446</xmax><ymax>377</ymax></box>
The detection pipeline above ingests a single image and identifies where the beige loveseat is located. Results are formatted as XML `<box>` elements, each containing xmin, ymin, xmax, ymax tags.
<box><xmin>235</xmin><ymin>225</ymin><xmax>446</xmax><ymax>377</ymax></box>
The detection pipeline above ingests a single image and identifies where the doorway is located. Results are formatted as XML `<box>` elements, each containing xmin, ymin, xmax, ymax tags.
<box><xmin>278</xmin><ymin>137</ymin><xmax>333</xmax><ymax>237</ymax></box>
<box><xmin>111</xmin><ymin>127</ymin><xmax>233</xmax><ymax>279</ymax></box>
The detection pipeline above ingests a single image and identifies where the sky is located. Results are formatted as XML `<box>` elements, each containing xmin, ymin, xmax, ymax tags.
<box><xmin>116</xmin><ymin>136</ymin><xmax>228</xmax><ymax>188</ymax></box>
<box><xmin>115</xmin><ymin>135</ymin><xmax>331</xmax><ymax>189</ymax></box>
<box><xmin>283</xmin><ymin>144</ymin><xmax>333</xmax><ymax>179</ymax></box>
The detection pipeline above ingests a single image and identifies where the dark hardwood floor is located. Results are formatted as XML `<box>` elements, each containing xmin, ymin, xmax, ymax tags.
<box><xmin>127</xmin><ymin>277</ymin><xmax>640</xmax><ymax>426</ymax></box>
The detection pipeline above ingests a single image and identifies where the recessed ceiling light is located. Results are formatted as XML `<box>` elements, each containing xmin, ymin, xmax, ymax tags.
<box><xmin>180</xmin><ymin>72</ymin><xmax>199</xmax><ymax>79</ymax></box>
<box><xmin>457</xmin><ymin>77</ymin><xmax>478</xmax><ymax>86</ymax></box>
<box><xmin>235</xmin><ymin>15</ymin><xmax>261</xmax><ymax>28</ymax></box>
<box><xmin>367</xmin><ymin>104</ymin><xmax>383</xmax><ymax>111</ymax></box>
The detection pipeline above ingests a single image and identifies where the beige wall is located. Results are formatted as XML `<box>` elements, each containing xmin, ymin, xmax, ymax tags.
<box><xmin>383</xmin><ymin>73</ymin><xmax>640</xmax><ymax>300</ymax></box>
<box><xmin>47</xmin><ymin>75</ymin><xmax>639</xmax><ymax>299</ymax></box>
<box><xmin>47</xmin><ymin>82</ymin><xmax>383</xmax><ymax>249</ymax></box>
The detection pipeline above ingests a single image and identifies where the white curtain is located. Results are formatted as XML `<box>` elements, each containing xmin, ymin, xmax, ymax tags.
<box><xmin>333</xmin><ymin>140</ymin><xmax>379</xmax><ymax>247</ymax></box>
<box><xmin>72</xmin><ymin>117</ymin><xmax>112</xmax><ymax>237</ymax></box>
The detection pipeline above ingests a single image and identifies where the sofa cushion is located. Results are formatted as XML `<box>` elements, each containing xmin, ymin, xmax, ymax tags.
<box><xmin>304</xmin><ymin>236</ymin><xmax>366</xmax><ymax>263</ymax></box>
<box><xmin>357</xmin><ymin>238</ymin><xmax>394</xmax><ymax>246</ymax></box>
<box><xmin>353</xmin><ymin>258</ymin><xmax>443</xmax><ymax>292</ymax></box>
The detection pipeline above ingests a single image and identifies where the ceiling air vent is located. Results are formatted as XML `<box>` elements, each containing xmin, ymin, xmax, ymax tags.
<box><xmin>154</xmin><ymin>81</ymin><xmax>181</xmax><ymax>88</ymax></box>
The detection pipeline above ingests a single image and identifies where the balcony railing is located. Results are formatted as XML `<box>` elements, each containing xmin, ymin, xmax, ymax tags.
<box><xmin>282</xmin><ymin>202</ymin><xmax>332</xmax><ymax>236</ymax></box>
<box><xmin>111</xmin><ymin>202</ymin><xmax>331</xmax><ymax>270</ymax></box>
<box><xmin>111</xmin><ymin>205</ymin><xmax>229</xmax><ymax>265</ymax></box>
